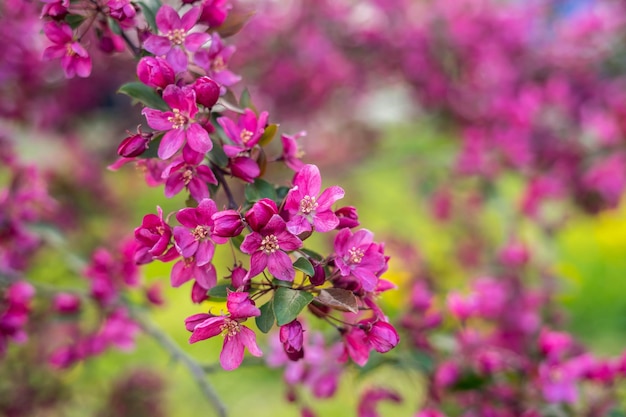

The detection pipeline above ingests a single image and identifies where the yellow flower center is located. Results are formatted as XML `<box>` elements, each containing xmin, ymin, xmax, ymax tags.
<box><xmin>168</xmin><ymin>108</ymin><xmax>187</xmax><ymax>129</ymax></box>
<box><xmin>348</xmin><ymin>247</ymin><xmax>364</xmax><ymax>264</ymax></box>
<box><xmin>192</xmin><ymin>225</ymin><xmax>209</xmax><ymax>240</ymax></box>
<box><xmin>167</xmin><ymin>29</ymin><xmax>186</xmax><ymax>45</ymax></box>
<box><xmin>221</xmin><ymin>318</ymin><xmax>241</xmax><ymax>337</ymax></box>
<box><xmin>299</xmin><ymin>195</ymin><xmax>318</xmax><ymax>214</ymax></box>
<box><xmin>240</xmin><ymin>129</ymin><xmax>253</xmax><ymax>144</ymax></box>
<box><xmin>260</xmin><ymin>234</ymin><xmax>280</xmax><ymax>254</ymax></box>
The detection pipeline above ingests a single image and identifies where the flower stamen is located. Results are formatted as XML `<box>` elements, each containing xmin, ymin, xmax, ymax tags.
<box><xmin>260</xmin><ymin>234</ymin><xmax>280</xmax><ymax>254</ymax></box>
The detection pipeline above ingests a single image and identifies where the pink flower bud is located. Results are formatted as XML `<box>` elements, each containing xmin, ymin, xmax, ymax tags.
<box><xmin>8</xmin><ymin>281</ymin><xmax>35</xmax><ymax>305</ymax></box>
<box><xmin>53</xmin><ymin>292</ymin><xmax>81</xmax><ymax>314</ymax></box>
<box><xmin>193</xmin><ymin>76</ymin><xmax>221</xmax><ymax>108</ymax></box>
<box><xmin>447</xmin><ymin>292</ymin><xmax>475</xmax><ymax>320</ymax></box>
<box><xmin>280</xmin><ymin>320</ymin><xmax>304</xmax><ymax>361</ymax></box>
<box><xmin>191</xmin><ymin>281</ymin><xmax>209</xmax><ymax>304</ymax></box>
<box><xmin>245</xmin><ymin>198</ymin><xmax>278</xmax><ymax>231</ymax></box>
<box><xmin>117</xmin><ymin>129</ymin><xmax>152</xmax><ymax>157</ymax></box>
<box><xmin>229</xmin><ymin>266</ymin><xmax>249</xmax><ymax>290</ymax></box>
<box><xmin>137</xmin><ymin>57</ymin><xmax>175</xmax><ymax>89</ymax></box>
<box><xmin>434</xmin><ymin>361</ymin><xmax>459</xmax><ymax>389</ymax></box>
<box><xmin>499</xmin><ymin>240</ymin><xmax>529</xmax><ymax>267</ymax></box>
<box><xmin>366</xmin><ymin>321</ymin><xmax>399</xmax><ymax>353</ymax></box>
<box><xmin>334</xmin><ymin>206</ymin><xmax>359</xmax><ymax>229</ymax></box>
<box><xmin>185</xmin><ymin>313</ymin><xmax>212</xmax><ymax>331</ymax></box>
<box><xmin>310</xmin><ymin>262</ymin><xmax>325</xmax><ymax>286</ymax></box>
<box><xmin>145</xmin><ymin>283</ymin><xmax>164</xmax><ymax>306</ymax></box>
<box><xmin>212</xmin><ymin>209</ymin><xmax>244</xmax><ymax>237</ymax></box>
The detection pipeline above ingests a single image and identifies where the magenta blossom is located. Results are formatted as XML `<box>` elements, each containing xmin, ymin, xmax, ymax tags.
<box><xmin>280</xmin><ymin>320</ymin><xmax>305</xmax><ymax>361</ymax></box>
<box><xmin>173</xmin><ymin>198</ymin><xmax>227</xmax><ymax>266</ymax></box>
<box><xmin>143</xmin><ymin>5</ymin><xmax>210</xmax><ymax>73</ymax></box>
<box><xmin>134</xmin><ymin>206</ymin><xmax>177</xmax><ymax>265</ymax></box>
<box><xmin>136</xmin><ymin>56</ymin><xmax>175</xmax><ymax>89</ymax></box>
<box><xmin>42</xmin><ymin>21</ymin><xmax>91</xmax><ymax>78</ymax></box>
<box><xmin>142</xmin><ymin>84</ymin><xmax>212</xmax><ymax>159</ymax></box>
<box><xmin>199</xmin><ymin>0</ymin><xmax>231</xmax><ymax>27</ymax></box>
<box><xmin>194</xmin><ymin>32</ymin><xmax>241</xmax><ymax>87</ymax></box>
<box><xmin>284</xmin><ymin>164</ymin><xmax>344</xmax><ymax>235</ymax></box>
<box><xmin>280</xmin><ymin>131</ymin><xmax>306</xmax><ymax>172</ymax></box>
<box><xmin>161</xmin><ymin>145</ymin><xmax>217</xmax><ymax>201</ymax></box>
<box><xmin>333</xmin><ymin>228</ymin><xmax>386</xmax><ymax>292</ymax></box>
<box><xmin>240</xmin><ymin>213</ymin><xmax>302</xmax><ymax>281</ymax></box>
<box><xmin>187</xmin><ymin>292</ymin><xmax>262</xmax><ymax>370</ymax></box>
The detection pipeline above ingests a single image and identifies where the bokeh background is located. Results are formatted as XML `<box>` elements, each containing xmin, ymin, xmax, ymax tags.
<box><xmin>4</xmin><ymin>0</ymin><xmax>626</xmax><ymax>415</ymax></box>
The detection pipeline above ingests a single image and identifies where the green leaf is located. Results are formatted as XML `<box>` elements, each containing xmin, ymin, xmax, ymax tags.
<box><xmin>451</xmin><ymin>371</ymin><xmax>489</xmax><ymax>391</ymax></box>
<box><xmin>255</xmin><ymin>301</ymin><xmax>275</xmax><ymax>333</ymax></box>
<box><xmin>258</xmin><ymin>124</ymin><xmax>278</xmax><ymax>147</ymax></box>
<box><xmin>293</xmin><ymin>257</ymin><xmax>314</xmax><ymax>277</ymax></box>
<box><xmin>137</xmin><ymin>1</ymin><xmax>159</xmax><ymax>32</ymax></box>
<box><xmin>138</xmin><ymin>132</ymin><xmax>163</xmax><ymax>159</ymax></box>
<box><xmin>272</xmin><ymin>287</ymin><xmax>313</xmax><ymax>326</ymax></box>
<box><xmin>244</xmin><ymin>179</ymin><xmax>277</xmax><ymax>203</ymax></box>
<box><xmin>207</xmin><ymin>284</ymin><xmax>232</xmax><ymax>299</ymax></box>
<box><xmin>276</xmin><ymin>186</ymin><xmax>290</xmax><ymax>201</ymax></box>
<box><xmin>315</xmin><ymin>288</ymin><xmax>358</xmax><ymax>313</ymax></box>
<box><xmin>207</xmin><ymin>138</ymin><xmax>228</xmax><ymax>167</ymax></box>
<box><xmin>300</xmin><ymin>248</ymin><xmax>324</xmax><ymax>262</ymax></box>
<box><xmin>231</xmin><ymin>234</ymin><xmax>244</xmax><ymax>251</ymax></box>
<box><xmin>65</xmin><ymin>14</ymin><xmax>86</xmax><ymax>29</ymax></box>
<box><xmin>239</xmin><ymin>88</ymin><xmax>255</xmax><ymax>112</ymax></box>
<box><xmin>108</xmin><ymin>17</ymin><xmax>122</xmax><ymax>35</ymax></box>
<box><xmin>271</xmin><ymin>278</ymin><xmax>292</xmax><ymax>288</ymax></box>
<box><xmin>118</xmin><ymin>82</ymin><xmax>169</xmax><ymax>111</ymax></box>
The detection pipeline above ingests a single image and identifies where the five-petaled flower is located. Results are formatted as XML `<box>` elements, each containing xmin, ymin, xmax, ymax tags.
<box><xmin>142</xmin><ymin>84</ymin><xmax>212</xmax><ymax>160</ymax></box>
<box><xmin>187</xmin><ymin>291</ymin><xmax>263</xmax><ymax>370</ymax></box>
<box><xmin>334</xmin><ymin>228</ymin><xmax>386</xmax><ymax>292</ymax></box>
<box><xmin>240</xmin><ymin>213</ymin><xmax>302</xmax><ymax>281</ymax></box>
<box><xmin>143</xmin><ymin>5</ymin><xmax>210</xmax><ymax>73</ymax></box>
<box><xmin>284</xmin><ymin>164</ymin><xmax>344</xmax><ymax>235</ymax></box>
<box><xmin>42</xmin><ymin>21</ymin><xmax>91</xmax><ymax>79</ymax></box>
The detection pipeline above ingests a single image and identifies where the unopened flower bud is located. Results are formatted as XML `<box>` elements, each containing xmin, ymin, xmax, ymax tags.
<box><xmin>366</xmin><ymin>321</ymin><xmax>399</xmax><ymax>353</ymax></box>
<box><xmin>53</xmin><ymin>292</ymin><xmax>81</xmax><ymax>314</ymax></box>
<box><xmin>137</xmin><ymin>56</ymin><xmax>175</xmax><ymax>89</ymax></box>
<box><xmin>212</xmin><ymin>209</ymin><xmax>244</xmax><ymax>237</ymax></box>
<box><xmin>193</xmin><ymin>76</ymin><xmax>221</xmax><ymax>108</ymax></box>
<box><xmin>335</xmin><ymin>206</ymin><xmax>359</xmax><ymax>229</ymax></box>
<box><xmin>310</xmin><ymin>262</ymin><xmax>326</xmax><ymax>286</ymax></box>
<box><xmin>229</xmin><ymin>266</ymin><xmax>250</xmax><ymax>290</ymax></box>
<box><xmin>117</xmin><ymin>128</ymin><xmax>152</xmax><ymax>157</ymax></box>
<box><xmin>280</xmin><ymin>320</ymin><xmax>304</xmax><ymax>361</ymax></box>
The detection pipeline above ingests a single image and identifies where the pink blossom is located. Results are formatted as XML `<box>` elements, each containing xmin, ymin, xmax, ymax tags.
<box><xmin>284</xmin><ymin>164</ymin><xmax>344</xmax><ymax>235</ymax></box>
<box><xmin>134</xmin><ymin>206</ymin><xmax>175</xmax><ymax>264</ymax></box>
<box><xmin>137</xmin><ymin>56</ymin><xmax>175</xmax><ymax>89</ymax></box>
<box><xmin>280</xmin><ymin>131</ymin><xmax>306</xmax><ymax>172</ymax></box>
<box><xmin>142</xmin><ymin>84</ymin><xmax>212</xmax><ymax>159</ymax></box>
<box><xmin>161</xmin><ymin>146</ymin><xmax>217</xmax><ymax>201</ymax></box>
<box><xmin>187</xmin><ymin>292</ymin><xmax>262</xmax><ymax>370</ymax></box>
<box><xmin>280</xmin><ymin>320</ymin><xmax>304</xmax><ymax>361</ymax></box>
<box><xmin>333</xmin><ymin>228</ymin><xmax>385</xmax><ymax>292</ymax></box>
<box><xmin>194</xmin><ymin>32</ymin><xmax>241</xmax><ymax>87</ymax></box>
<box><xmin>143</xmin><ymin>5</ymin><xmax>210</xmax><ymax>73</ymax></box>
<box><xmin>42</xmin><ymin>21</ymin><xmax>91</xmax><ymax>79</ymax></box>
<box><xmin>173</xmin><ymin>198</ymin><xmax>226</xmax><ymax>266</ymax></box>
<box><xmin>357</xmin><ymin>388</ymin><xmax>402</xmax><ymax>417</ymax></box>
<box><xmin>199</xmin><ymin>0</ymin><xmax>232</xmax><ymax>27</ymax></box>
<box><xmin>240</xmin><ymin>213</ymin><xmax>302</xmax><ymax>281</ymax></box>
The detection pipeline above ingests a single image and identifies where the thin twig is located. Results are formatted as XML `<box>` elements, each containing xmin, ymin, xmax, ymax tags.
<box><xmin>212</xmin><ymin>164</ymin><xmax>238</xmax><ymax>210</ymax></box>
<box><xmin>131</xmin><ymin>309</ymin><xmax>228</xmax><ymax>417</ymax></box>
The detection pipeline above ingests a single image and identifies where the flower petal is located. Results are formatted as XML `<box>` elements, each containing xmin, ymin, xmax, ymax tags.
<box><xmin>220</xmin><ymin>333</ymin><xmax>245</xmax><ymax>370</ymax></box>
<box><xmin>268</xmin><ymin>251</ymin><xmax>295</xmax><ymax>282</ymax></box>
<box><xmin>186</xmin><ymin>123</ymin><xmax>212</xmax><ymax>154</ymax></box>
<box><xmin>158</xmin><ymin>128</ymin><xmax>186</xmax><ymax>159</ymax></box>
